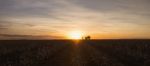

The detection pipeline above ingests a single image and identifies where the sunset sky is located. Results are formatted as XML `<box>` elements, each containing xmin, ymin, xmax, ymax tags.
<box><xmin>0</xmin><ymin>0</ymin><xmax>150</xmax><ymax>39</ymax></box>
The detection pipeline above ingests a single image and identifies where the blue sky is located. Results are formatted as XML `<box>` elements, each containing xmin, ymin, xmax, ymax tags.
<box><xmin>0</xmin><ymin>0</ymin><xmax>150</xmax><ymax>39</ymax></box>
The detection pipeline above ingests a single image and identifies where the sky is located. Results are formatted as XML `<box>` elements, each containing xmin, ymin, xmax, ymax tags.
<box><xmin>0</xmin><ymin>0</ymin><xmax>150</xmax><ymax>39</ymax></box>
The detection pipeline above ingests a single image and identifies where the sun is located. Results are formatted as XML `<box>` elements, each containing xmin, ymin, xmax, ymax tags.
<box><xmin>68</xmin><ymin>31</ymin><xmax>83</xmax><ymax>39</ymax></box>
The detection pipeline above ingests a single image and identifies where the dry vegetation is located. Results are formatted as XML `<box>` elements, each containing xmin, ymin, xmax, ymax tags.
<box><xmin>0</xmin><ymin>40</ymin><xmax>150</xmax><ymax>66</ymax></box>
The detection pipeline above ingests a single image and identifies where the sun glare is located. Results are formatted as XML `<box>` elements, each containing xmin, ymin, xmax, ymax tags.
<box><xmin>68</xmin><ymin>31</ymin><xmax>83</xmax><ymax>39</ymax></box>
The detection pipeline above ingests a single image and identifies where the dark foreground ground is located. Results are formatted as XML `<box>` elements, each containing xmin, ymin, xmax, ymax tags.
<box><xmin>0</xmin><ymin>39</ymin><xmax>150</xmax><ymax>66</ymax></box>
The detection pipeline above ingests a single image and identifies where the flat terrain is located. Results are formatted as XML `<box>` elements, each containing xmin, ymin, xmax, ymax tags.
<box><xmin>0</xmin><ymin>40</ymin><xmax>150</xmax><ymax>66</ymax></box>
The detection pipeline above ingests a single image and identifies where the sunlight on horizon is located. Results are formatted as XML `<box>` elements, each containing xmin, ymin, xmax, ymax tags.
<box><xmin>67</xmin><ymin>31</ymin><xmax>84</xmax><ymax>39</ymax></box>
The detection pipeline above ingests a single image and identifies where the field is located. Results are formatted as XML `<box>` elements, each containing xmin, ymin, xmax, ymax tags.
<box><xmin>0</xmin><ymin>40</ymin><xmax>150</xmax><ymax>66</ymax></box>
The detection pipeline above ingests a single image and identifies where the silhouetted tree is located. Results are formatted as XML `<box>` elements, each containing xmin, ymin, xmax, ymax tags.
<box><xmin>84</xmin><ymin>35</ymin><xmax>91</xmax><ymax>40</ymax></box>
